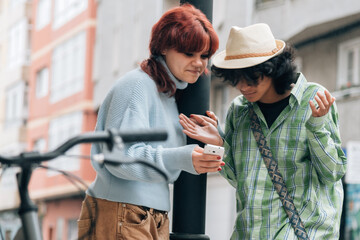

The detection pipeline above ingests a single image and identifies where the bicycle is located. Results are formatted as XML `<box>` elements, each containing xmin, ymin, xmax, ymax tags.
<box><xmin>0</xmin><ymin>128</ymin><xmax>168</xmax><ymax>240</ymax></box>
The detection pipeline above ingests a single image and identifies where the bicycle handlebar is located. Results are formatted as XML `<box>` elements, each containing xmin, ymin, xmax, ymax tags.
<box><xmin>0</xmin><ymin>128</ymin><xmax>168</xmax><ymax>240</ymax></box>
<box><xmin>0</xmin><ymin>128</ymin><xmax>168</xmax><ymax>165</ymax></box>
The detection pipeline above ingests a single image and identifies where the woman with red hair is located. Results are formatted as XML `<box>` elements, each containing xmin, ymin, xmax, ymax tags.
<box><xmin>78</xmin><ymin>4</ymin><xmax>220</xmax><ymax>240</ymax></box>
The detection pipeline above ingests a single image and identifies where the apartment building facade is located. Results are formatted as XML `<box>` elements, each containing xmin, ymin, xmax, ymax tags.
<box><xmin>26</xmin><ymin>0</ymin><xmax>98</xmax><ymax>239</ymax></box>
<box><xmin>0</xmin><ymin>0</ymin><xmax>98</xmax><ymax>239</ymax></box>
<box><xmin>0</xmin><ymin>0</ymin><xmax>32</xmax><ymax>239</ymax></box>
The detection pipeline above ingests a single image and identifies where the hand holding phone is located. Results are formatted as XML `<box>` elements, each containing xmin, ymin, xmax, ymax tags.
<box><xmin>203</xmin><ymin>144</ymin><xmax>225</xmax><ymax>160</ymax></box>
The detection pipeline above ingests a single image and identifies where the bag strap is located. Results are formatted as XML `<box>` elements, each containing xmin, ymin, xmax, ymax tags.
<box><xmin>248</xmin><ymin>106</ymin><xmax>309</xmax><ymax>240</ymax></box>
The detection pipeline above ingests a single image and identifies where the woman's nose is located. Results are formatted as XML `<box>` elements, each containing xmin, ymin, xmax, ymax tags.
<box><xmin>192</xmin><ymin>57</ymin><xmax>203</xmax><ymax>66</ymax></box>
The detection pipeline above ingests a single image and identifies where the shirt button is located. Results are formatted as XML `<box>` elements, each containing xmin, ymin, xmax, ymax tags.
<box><xmin>122</xmin><ymin>204</ymin><xmax>126</xmax><ymax>207</ymax></box>
<box><xmin>119</xmin><ymin>222</ymin><xmax>122</xmax><ymax>227</ymax></box>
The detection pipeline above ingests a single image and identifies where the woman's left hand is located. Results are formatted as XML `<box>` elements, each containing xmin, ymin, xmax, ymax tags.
<box><xmin>309</xmin><ymin>90</ymin><xmax>335</xmax><ymax>117</ymax></box>
<box><xmin>179</xmin><ymin>113</ymin><xmax>223</xmax><ymax>146</ymax></box>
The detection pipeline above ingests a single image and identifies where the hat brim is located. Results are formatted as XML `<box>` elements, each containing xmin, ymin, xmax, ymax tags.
<box><xmin>212</xmin><ymin>40</ymin><xmax>286</xmax><ymax>69</ymax></box>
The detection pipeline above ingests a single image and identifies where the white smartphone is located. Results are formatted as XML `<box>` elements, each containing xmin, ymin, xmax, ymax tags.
<box><xmin>203</xmin><ymin>144</ymin><xmax>225</xmax><ymax>160</ymax></box>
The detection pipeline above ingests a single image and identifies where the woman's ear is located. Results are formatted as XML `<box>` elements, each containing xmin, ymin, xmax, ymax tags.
<box><xmin>162</xmin><ymin>49</ymin><xmax>167</xmax><ymax>56</ymax></box>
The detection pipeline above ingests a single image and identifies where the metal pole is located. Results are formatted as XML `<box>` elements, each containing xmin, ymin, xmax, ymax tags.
<box><xmin>171</xmin><ymin>1</ymin><xmax>213</xmax><ymax>239</ymax></box>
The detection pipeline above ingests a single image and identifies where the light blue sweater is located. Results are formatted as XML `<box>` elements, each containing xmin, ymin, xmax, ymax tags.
<box><xmin>87</xmin><ymin>59</ymin><xmax>198</xmax><ymax>211</ymax></box>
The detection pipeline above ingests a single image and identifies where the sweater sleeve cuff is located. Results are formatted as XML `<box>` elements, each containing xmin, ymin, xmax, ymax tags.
<box><xmin>162</xmin><ymin>144</ymin><xmax>198</xmax><ymax>175</ymax></box>
<box><xmin>305</xmin><ymin>114</ymin><xmax>327</xmax><ymax>132</ymax></box>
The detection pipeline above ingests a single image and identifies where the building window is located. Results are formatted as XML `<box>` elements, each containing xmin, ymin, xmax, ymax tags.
<box><xmin>5</xmin><ymin>82</ymin><xmax>25</xmax><ymax>127</ymax></box>
<box><xmin>51</xmin><ymin>32</ymin><xmax>85</xmax><ymax>102</ymax></box>
<box><xmin>47</xmin><ymin>227</ymin><xmax>53</xmax><ymax>240</ymax></box>
<box><xmin>36</xmin><ymin>0</ymin><xmax>51</xmax><ymax>30</ymax></box>
<box><xmin>338</xmin><ymin>38</ymin><xmax>360</xmax><ymax>89</ymax></box>
<box><xmin>56</xmin><ymin>218</ymin><xmax>64</xmax><ymax>240</ymax></box>
<box><xmin>67</xmin><ymin>219</ymin><xmax>78</xmax><ymax>240</ymax></box>
<box><xmin>36</xmin><ymin>67</ymin><xmax>49</xmax><ymax>98</ymax></box>
<box><xmin>53</xmin><ymin>0</ymin><xmax>87</xmax><ymax>29</ymax></box>
<box><xmin>10</xmin><ymin>0</ymin><xmax>26</xmax><ymax>9</ymax></box>
<box><xmin>47</xmin><ymin>112</ymin><xmax>82</xmax><ymax>175</ymax></box>
<box><xmin>8</xmin><ymin>19</ymin><xmax>28</xmax><ymax>68</ymax></box>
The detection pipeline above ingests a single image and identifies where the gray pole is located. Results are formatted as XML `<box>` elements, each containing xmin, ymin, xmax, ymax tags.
<box><xmin>170</xmin><ymin>1</ymin><xmax>213</xmax><ymax>239</ymax></box>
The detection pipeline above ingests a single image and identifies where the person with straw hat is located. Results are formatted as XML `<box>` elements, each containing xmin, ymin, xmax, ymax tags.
<box><xmin>179</xmin><ymin>23</ymin><xmax>346</xmax><ymax>239</ymax></box>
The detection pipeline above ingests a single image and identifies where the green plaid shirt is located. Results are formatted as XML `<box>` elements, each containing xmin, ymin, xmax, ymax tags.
<box><xmin>221</xmin><ymin>73</ymin><xmax>347</xmax><ymax>239</ymax></box>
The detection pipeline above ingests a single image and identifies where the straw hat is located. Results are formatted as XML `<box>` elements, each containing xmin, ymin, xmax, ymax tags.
<box><xmin>212</xmin><ymin>23</ymin><xmax>285</xmax><ymax>69</ymax></box>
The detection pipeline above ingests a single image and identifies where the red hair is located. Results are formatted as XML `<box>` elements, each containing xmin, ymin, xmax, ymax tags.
<box><xmin>140</xmin><ymin>3</ymin><xmax>219</xmax><ymax>96</ymax></box>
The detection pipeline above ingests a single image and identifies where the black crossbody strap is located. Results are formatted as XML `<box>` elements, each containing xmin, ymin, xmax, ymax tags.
<box><xmin>248</xmin><ymin>106</ymin><xmax>309</xmax><ymax>240</ymax></box>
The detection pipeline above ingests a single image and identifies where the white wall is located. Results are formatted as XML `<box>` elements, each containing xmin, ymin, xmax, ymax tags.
<box><xmin>206</xmin><ymin>173</ymin><xmax>236</xmax><ymax>240</ymax></box>
<box><xmin>93</xmin><ymin>0</ymin><xmax>164</xmax><ymax>107</ymax></box>
<box><xmin>254</xmin><ymin>0</ymin><xmax>360</xmax><ymax>40</ymax></box>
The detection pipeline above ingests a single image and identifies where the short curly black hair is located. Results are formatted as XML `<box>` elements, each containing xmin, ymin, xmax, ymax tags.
<box><xmin>211</xmin><ymin>45</ymin><xmax>298</xmax><ymax>95</ymax></box>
